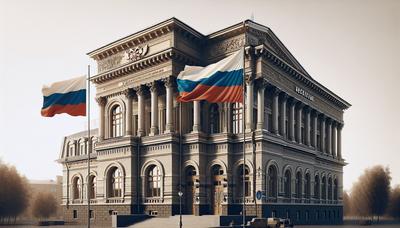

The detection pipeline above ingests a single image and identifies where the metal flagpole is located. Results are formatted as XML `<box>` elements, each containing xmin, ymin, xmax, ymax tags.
<box><xmin>87</xmin><ymin>65</ymin><xmax>91</xmax><ymax>228</ymax></box>
<box><xmin>242</xmin><ymin>20</ymin><xmax>246</xmax><ymax>228</ymax></box>
<box><xmin>179</xmin><ymin>102</ymin><xmax>183</xmax><ymax>228</ymax></box>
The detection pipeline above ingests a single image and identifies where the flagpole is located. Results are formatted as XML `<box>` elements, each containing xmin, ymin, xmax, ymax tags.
<box><xmin>242</xmin><ymin>20</ymin><xmax>246</xmax><ymax>228</ymax></box>
<box><xmin>179</xmin><ymin>101</ymin><xmax>183</xmax><ymax>228</ymax></box>
<box><xmin>87</xmin><ymin>65</ymin><xmax>91</xmax><ymax>228</ymax></box>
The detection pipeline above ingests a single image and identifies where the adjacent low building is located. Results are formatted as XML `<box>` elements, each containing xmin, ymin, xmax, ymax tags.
<box><xmin>58</xmin><ymin>18</ymin><xmax>350</xmax><ymax>226</ymax></box>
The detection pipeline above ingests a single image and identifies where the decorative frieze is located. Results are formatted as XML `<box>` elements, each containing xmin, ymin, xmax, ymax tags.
<box><xmin>97</xmin><ymin>44</ymin><xmax>150</xmax><ymax>73</ymax></box>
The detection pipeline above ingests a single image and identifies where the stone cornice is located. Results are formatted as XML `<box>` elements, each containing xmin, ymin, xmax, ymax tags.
<box><xmin>87</xmin><ymin>17</ymin><xmax>204</xmax><ymax>61</ymax></box>
<box><xmin>254</xmin><ymin>44</ymin><xmax>351</xmax><ymax>110</ymax></box>
<box><xmin>90</xmin><ymin>48</ymin><xmax>200</xmax><ymax>84</ymax></box>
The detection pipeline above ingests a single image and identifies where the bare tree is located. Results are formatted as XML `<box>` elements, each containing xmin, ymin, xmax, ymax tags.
<box><xmin>388</xmin><ymin>186</ymin><xmax>400</xmax><ymax>220</ymax></box>
<box><xmin>350</xmin><ymin>165</ymin><xmax>391</xmax><ymax>222</ymax></box>
<box><xmin>0</xmin><ymin>161</ymin><xmax>30</xmax><ymax>224</ymax></box>
<box><xmin>32</xmin><ymin>192</ymin><xmax>57</xmax><ymax>220</ymax></box>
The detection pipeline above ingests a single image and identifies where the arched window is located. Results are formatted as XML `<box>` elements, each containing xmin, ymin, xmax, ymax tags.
<box><xmin>268</xmin><ymin>166</ymin><xmax>278</xmax><ymax>198</ymax></box>
<box><xmin>284</xmin><ymin>170</ymin><xmax>292</xmax><ymax>198</ymax></box>
<box><xmin>295</xmin><ymin>171</ymin><xmax>302</xmax><ymax>199</ymax></box>
<box><xmin>305</xmin><ymin>173</ymin><xmax>311</xmax><ymax>199</ymax></box>
<box><xmin>147</xmin><ymin>165</ymin><xmax>161</xmax><ymax>197</ymax></box>
<box><xmin>333</xmin><ymin>179</ymin><xmax>338</xmax><ymax>201</ymax></box>
<box><xmin>314</xmin><ymin>175</ymin><xmax>320</xmax><ymax>199</ymax></box>
<box><xmin>237</xmin><ymin>164</ymin><xmax>250</xmax><ymax>197</ymax></box>
<box><xmin>209</xmin><ymin>104</ymin><xmax>220</xmax><ymax>134</ymax></box>
<box><xmin>328</xmin><ymin>177</ymin><xmax>333</xmax><ymax>200</ymax></box>
<box><xmin>89</xmin><ymin>175</ymin><xmax>97</xmax><ymax>199</ymax></box>
<box><xmin>72</xmin><ymin>176</ymin><xmax>81</xmax><ymax>200</ymax></box>
<box><xmin>111</xmin><ymin>105</ymin><xmax>123</xmax><ymax>137</ymax></box>
<box><xmin>322</xmin><ymin>176</ymin><xmax>327</xmax><ymax>200</ymax></box>
<box><xmin>232</xmin><ymin>103</ymin><xmax>243</xmax><ymax>134</ymax></box>
<box><xmin>108</xmin><ymin>168</ymin><xmax>122</xmax><ymax>198</ymax></box>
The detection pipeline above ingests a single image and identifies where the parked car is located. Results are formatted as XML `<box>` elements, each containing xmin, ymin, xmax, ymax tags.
<box><xmin>267</xmin><ymin>217</ymin><xmax>294</xmax><ymax>228</ymax></box>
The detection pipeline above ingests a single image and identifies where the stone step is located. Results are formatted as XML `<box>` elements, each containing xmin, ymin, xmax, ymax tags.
<box><xmin>130</xmin><ymin>215</ymin><xmax>220</xmax><ymax>228</ymax></box>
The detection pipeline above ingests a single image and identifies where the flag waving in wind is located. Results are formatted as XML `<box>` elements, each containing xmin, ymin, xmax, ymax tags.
<box><xmin>41</xmin><ymin>76</ymin><xmax>86</xmax><ymax>117</ymax></box>
<box><xmin>177</xmin><ymin>49</ymin><xmax>243</xmax><ymax>103</ymax></box>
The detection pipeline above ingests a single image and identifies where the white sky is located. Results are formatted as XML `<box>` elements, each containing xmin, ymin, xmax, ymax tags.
<box><xmin>0</xmin><ymin>0</ymin><xmax>399</xmax><ymax>191</ymax></box>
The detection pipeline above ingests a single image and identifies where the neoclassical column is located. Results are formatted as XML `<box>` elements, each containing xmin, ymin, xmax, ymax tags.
<box><xmin>95</xmin><ymin>96</ymin><xmax>107</xmax><ymax>141</ymax></box>
<box><xmin>296</xmin><ymin>102</ymin><xmax>304</xmax><ymax>144</ymax></box>
<box><xmin>272</xmin><ymin>88</ymin><xmax>280</xmax><ymax>135</ymax></box>
<box><xmin>135</xmin><ymin>85</ymin><xmax>146</xmax><ymax>137</ymax></box>
<box><xmin>163</xmin><ymin>77</ymin><xmax>175</xmax><ymax>133</ymax></box>
<box><xmin>332</xmin><ymin>121</ymin><xmax>337</xmax><ymax>158</ymax></box>
<box><xmin>279</xmin><ymin>93</ymin><xmax>288</xmax><ymax>137</ymax></box>
<box><xmin>320</xmin><ymin>115</ymin><xmax>326</xmax><ymax>153</ymax></box>
<box><xmin>288</xmin><ymin>98</ymin><xmax>296</xmax><ymax>141</ymax></box>
<box><xmin>148</xmin><ymin>82</ymin><xmax>159</xmax><ymax>136</ymax></box>
<box><xmin>256</xmin><ymin>80</ymin><xmax>267</xmax><ymax>130</ymax></box>
<box><xmin>192</xmin><ymin>100</ymin><xmax>201</xmax><ymax>133</ymax></box>
<box><xmin>123</xmin><ymin>89</ymin><xmax>135</xmax><ymax>136</ymax></box>
<box><xmin>245</xmin><ymin>75</ymin><xmax>254</xmax><ymax>132</ymax></box>
<box><xmin>311</xmin><ymin>110</ymin><xmax>318</xmax><ymax>148</ymax></box>
<box><xmin>326</xmin><ymin>119</ymin><xmax>332</xmax><ymax>155</ymax></box>
<box><xmin>305</xmin><ymin>106</ymin><xmax>311</xmax><ymax>146</ymax></box>
<box><xmin>337</xmin><ymin>123</ymin><xmax>343</xmax><ymax>159</ymax></box>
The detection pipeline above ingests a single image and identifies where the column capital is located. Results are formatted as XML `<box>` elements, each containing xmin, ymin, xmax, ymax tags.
<box><xmin>303</xmin><ymin>105</ymin><xmax>312</xmax><ymax>113</ymax></box>
<box><xmin>311</xmin><ymin>109</ymin><xmax>319</xmax><ymax>116</ymax></box>
<box><xmin>296</xmin><ymin>101</ymin><xmax>305</xmax><ymax>109</ymax></box>
<box><xmin>272</xmin><ymin>87</ymin><xmax>281</xmax><ymax>97</ymax></box>
<box><xmin>287</xmin><ymin>97</ymin><xmax>298</xmax><ymax>106</ymax></box>
<box><xmin>95</xmin><ymin>96</ymin><xmax>107</xmax><ymax>106</ymax></box>
<box><xmin>162</xmin><ymin>76</ymin><xmax>176</xmax><ymax>88</ymax></box>
<box><xmin>326</xmin><ymin>118</ymin><xmax>333</xmax><ymax>125</ymax></box>
<box><xmin>280</xmin><ymin>92</ymin><xmax>289</xmax><ymax>101</ymax></box>
<box><xmin>245</xmin><ymin>73</ymin><xmax>254</xmax><ymax>85</ymax></box>
<box><xmin>319</xmin><ymin>113</ymin><xmax>326</xmax><ymax>121</ymax></box>
<box><xmin>147</xmin><ymin>81</ymin><xmax>159</xmax><ymax>93</ymax></box>
<box><xmin>256</xmin><ymin>78</ymin><xmax>268</xmax><ymax>90</ymax></box>
<box><xmin>134</xmin><ymin>85</ymin><xmax>146</xmax><ymax>96</ymax></box>
<box><xmin>122</xmin><ymin>88</ymin><xmax>136</xmax><ymax>99</ymax></box>
<box><xmin>337</xmin><ymin>122</ymin><xmax>344</xmax><ymax>130</ymax></box>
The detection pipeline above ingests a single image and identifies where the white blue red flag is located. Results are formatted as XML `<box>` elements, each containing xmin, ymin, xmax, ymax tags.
<box><xmin>41</xmin><ymin>76</ymin><xmax>86</xmax><ymax>117</ymax></box>
<box><xmin>177</xmin><ymin>49</ymin><xmax>243</xmax><ymax>103</ymax></box>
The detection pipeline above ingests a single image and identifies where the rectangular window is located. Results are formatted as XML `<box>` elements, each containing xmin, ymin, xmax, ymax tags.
<box><xmin>89</xmin><ymin>210</ymin><xmax>94</xmax><ymax>219</ymax></box>
<box><xmin>73</xmin><ymin>210</ymin><xmax>78</xmax><ymax>219</ymax></box>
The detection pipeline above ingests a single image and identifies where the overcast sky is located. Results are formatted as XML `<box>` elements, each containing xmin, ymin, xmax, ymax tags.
<box><xmin>1</xmin><ymin>0</ymin><xmax>399</xmax><ymax>191</ymax></box>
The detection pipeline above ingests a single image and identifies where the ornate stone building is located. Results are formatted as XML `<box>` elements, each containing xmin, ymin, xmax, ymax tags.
<box><xmin>58</xmin><ymin>18</ymin><xmax>350</xmax><ymax>226</ymax></box>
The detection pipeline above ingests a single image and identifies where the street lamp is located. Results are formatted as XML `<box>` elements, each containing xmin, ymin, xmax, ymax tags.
<box><xmin>178</xmin><ymin>191</ymin><xmax>183</xmax><ymax>228</ymax></box>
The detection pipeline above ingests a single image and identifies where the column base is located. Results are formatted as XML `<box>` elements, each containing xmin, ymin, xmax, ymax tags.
<box><xmin>137</xmin><ymin>130</ymin><xmax>145</xmax><ymax>137</ymax></box>
<box><xmin>165</xmin><ymin>124</ymin><xmax>174</xmax><ymax>133</ymax></box>
<box><xmin>149</xmin><ymin>127</ymin><xmax>159</xmax><ymax>136</ymax></box>
<box><xmin>192</xmin><ymin>124</ymin><xmax>201</xmax><ymax>133</ymax></box>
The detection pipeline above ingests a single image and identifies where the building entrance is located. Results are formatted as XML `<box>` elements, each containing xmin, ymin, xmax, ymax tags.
<box><xmin>184</xmin><ymin>166</ymin><xmax>196</xmax><ymax>214</ymax></box>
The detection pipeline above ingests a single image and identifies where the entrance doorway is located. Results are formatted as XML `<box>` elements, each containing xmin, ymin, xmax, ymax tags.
<box><xmin>211</xmin><ymin>165</ymin><xmax>224</xmax><ymax>215</ymax></box>
<box><xmin>185</xmin><ymin>166</ymin><xmax>196</xmax><ymax>214</ymax></box>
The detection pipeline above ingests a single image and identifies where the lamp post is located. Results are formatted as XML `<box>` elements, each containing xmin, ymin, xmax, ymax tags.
<box><xmin>178</xmin><ymin>191</ymin><xmax>183</xmax><ymax>228</ymax></box>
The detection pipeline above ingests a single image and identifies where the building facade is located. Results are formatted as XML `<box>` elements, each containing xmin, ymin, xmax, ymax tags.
<box><xmin>58</xmin><ymin>18</ymin><xmax>350</xmax><ymax>226</ymax></box>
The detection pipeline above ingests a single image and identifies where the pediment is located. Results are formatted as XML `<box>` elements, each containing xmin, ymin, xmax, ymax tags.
<box><xmin>247</xmin><ymin>21</ymin><xmax>311</xmax><ymax>78</ymax></box>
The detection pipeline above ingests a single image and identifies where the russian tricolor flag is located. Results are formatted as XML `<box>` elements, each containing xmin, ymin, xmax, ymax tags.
<box><xmin>41</xmin><ymin>76</ymin><xmax>86</xmax><ymax>117</ymax></box>
<box><xmin>177</xmin><ymin>49</ymin><xmax>243</xmax><ymax>103</ymax></box>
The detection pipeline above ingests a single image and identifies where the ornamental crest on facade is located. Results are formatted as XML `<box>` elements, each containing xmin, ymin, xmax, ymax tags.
<box><xmin>126</xmin><ymin>44</ymin><xmax>149</xmax><ymax>61</ymax></box>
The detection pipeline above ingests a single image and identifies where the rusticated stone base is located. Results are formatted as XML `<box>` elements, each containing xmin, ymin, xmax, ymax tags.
<box><xmin>63</xmin><ymin>204</ymin><xmax>131</xmax><ymax>227</ymax></box>
<box><xmin>261</xmin><ymin>204</ymin><xmax>343</xmax><ymax>225</ymax></box>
